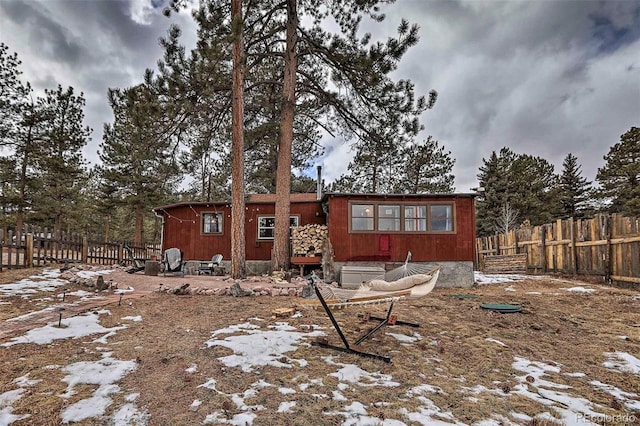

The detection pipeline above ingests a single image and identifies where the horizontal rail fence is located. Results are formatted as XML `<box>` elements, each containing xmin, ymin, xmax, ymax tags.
<box><xmin>476</xmin><ymin>213</ymin><xmax>640</xmax><ymax>285</ymax></box>
<box><xmin>0</xmin><ymin>225</ymin><xmax>160</xmax><ymax>271</ymax></box>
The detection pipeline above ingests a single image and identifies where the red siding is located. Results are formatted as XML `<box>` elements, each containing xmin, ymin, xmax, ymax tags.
<box><xmin>327</xmin><ymin>195</ymin><xmax>476</xmax><ymax>262</ymax></box>
<box><xmin>159</xmin><ymin>201</ymin><xmax>325</xmax><ymax>261</ymax></box>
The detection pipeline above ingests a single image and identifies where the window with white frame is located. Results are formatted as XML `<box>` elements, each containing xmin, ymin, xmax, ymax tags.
<box><xmin>258</xmin><ymin>216</ymin><xmax>300</xmax><ymax>240</ymax></box>
<box><xmin>202</xmin><ymin>212</ymin><xmax>223</xmax><ymax>234</ymax></box>
<box><xmin>349</xmin><ymin>202</ymin><xmax>454</xmax><ymax>233</ymax></box>
<box><xmin>404</xmin><ymin>205</ymin><xmax>427</xmax><ymax>231</ymax></box>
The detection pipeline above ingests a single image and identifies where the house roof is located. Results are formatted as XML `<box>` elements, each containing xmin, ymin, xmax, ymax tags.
<box><xmin>153</xmin><ymin>192</ymin><xmax>477</xmax><ymax>212</ymax></box>
<box><xmin>152</xmin><ymin>193</ymin><xmax>320</xmax><ymax>212</ymax></box>
<box><xmin>247</xmin><ymin>193</ymin><xmax>319</xmax><ymax>203</ymax></box>
<box><xmin>321</xmin><ymin>192</ymin><xmax>478</xmax><ymax>201</ymax></box>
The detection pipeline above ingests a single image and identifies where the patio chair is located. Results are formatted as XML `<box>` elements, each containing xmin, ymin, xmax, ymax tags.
<box><xmin>162</xmin><ymin>247</ymin><xmax>186</xmax><ymax>277</ymax></box>
<box><xmin>198</xmin><ymin>254</ymin><xmax>224</xmax><ymax>275</ymax></box>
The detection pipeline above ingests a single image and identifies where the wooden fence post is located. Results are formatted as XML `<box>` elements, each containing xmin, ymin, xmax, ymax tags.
<box><xmin>25</xmin><ymin>233</ymin><xmax>33</xmax><ymax>268</ymax></box>
<box><xmin>540</xmin><ymin>225</ymin><xmax>547</xmax><ymax>273</ymax></box>
<box><xmin>82</xmin><ymin>236</ymin><xmax>89</xmax><ymax>263</ymax></box>
<box><xmin>0</xmin><ymin>228</ymin><xmax>4</xmax><ymax>272</ymax></box>
<box><xmin>605</xmin><ymin>214</ymin><xmax>613</xmax><ymax>283</ymax></box>
<box><xmin>569</xmin><ymin>217</ymin><xmax>578</xmax><ymax>275</ymax></box>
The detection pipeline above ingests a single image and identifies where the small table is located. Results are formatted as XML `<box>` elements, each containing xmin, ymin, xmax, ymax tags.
<box><xmin>290</xmin><ymin>256</ymin><xmax>322</xmax><ymax>276</ymax></box>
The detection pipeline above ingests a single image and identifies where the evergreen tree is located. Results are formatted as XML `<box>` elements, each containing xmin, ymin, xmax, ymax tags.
<box><xmin>331</xmin><ymin>136</ymin><xmax>454</xmax><ymax>194</ymax></box>
<box><xmin>0</xmin><ymin>43</ymin><xmax>40</xmax><ymax>234</ymax></box>
<box><xmin>476</xmin><ymin>148</ymin><xmax>560</xmax><ymax>236</ymax></box>
<box><xmin>558</xmin><ymin>153</ymin><xmax>592</xmax><ymax>219</ymax></box>
<box><xmin>397</xmin><ymin>137</ymin><xmax>455</xmax><ymax>194</ymax></box>
<box><xmin>0</xmin><ymin>43</ymin><xmax>31</xmax><ymax>148</ymax></box>
<box><xmin>0</xmin><ymin>156</ymin><xmax>17</xmax><ymax>233</ymax></box>
<box><xmin>97</xmin><ymin>84</ymin><xmax>180</xmax><ymax>244</ymax></box>
<box><xmin>476</xmin><ymin>148</ymin><xmax>517</xmax><ymax>236</ymax></box>
<box><xmin>509</xmin><ymin>154</ymin><xmax>560</xmax><ymax>225</ymax></box>
<box><xmin>596</xmin><ymin>126</ymin><xmax>640</xmax><ymax>216</ymax></box>
<box><xmin>12</xmin><ymin>100</ymin><xmax>45</xmax><ymax>233</ymax></box>
<box><xmin>31</xmin><ymin>85</ymin><xmax>91</xmax><ymax>235</ymax></box>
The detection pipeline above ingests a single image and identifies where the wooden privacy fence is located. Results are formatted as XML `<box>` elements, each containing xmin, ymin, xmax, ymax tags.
<box><xmin>476</xmin><ymin>213</ymin><xmax>640</xmax><ymax>285</ymax></box>
<box><xmin>0</xmin><ymin>226</ymin><xmax>161</xmax><ymax>272</ymax></box>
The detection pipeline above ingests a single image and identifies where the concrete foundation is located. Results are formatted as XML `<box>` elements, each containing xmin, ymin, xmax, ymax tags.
<box><xmin>333</xmin><ymin>261</ymin><xmax>474</xmax><ymax>288</ymax></box>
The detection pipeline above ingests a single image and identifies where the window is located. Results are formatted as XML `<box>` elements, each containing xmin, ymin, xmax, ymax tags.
<box><xmin>258</xmin><ymin>216</ymin><xmax>300</xmax><ymax>240</ymax></box>
<box><xmin>430</xmin><ymin>205</ymin><xmax>453</xmax><ymax>231</ymax></box>
<box><xmin>378</xmin><ymin>205</ymin><xmax>400</xmax><ymax>231</ymax></box>
<box><xmin>404</xmin><ymin>205</ymin><xmax>427</xmax><ymax>231</ymax></box>
<box><xmin>202</xmin><ymin>212</ymin><xmax>223</xmax><ymax>234</ymax></box>
<box><xmin>350</xmin><ymin>202</ymin><xmax>454</xmax><ymax>233</ymax></box>
<box><xmin>351</xmin><ymin>204</ymin><xmax>374</xmax><ymax>231</ymax></box>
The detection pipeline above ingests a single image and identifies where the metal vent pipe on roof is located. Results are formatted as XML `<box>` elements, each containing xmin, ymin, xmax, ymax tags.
<box><xmin>316</xmin><ymin>165</ymin><xmax>322</xmax><ymax>200</ymax></box>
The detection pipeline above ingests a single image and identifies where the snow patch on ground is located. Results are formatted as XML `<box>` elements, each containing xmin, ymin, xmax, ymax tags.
<box><xmin>590</xmin><ymin>380</ymin><xmax>640</xmax><ymax>411</ymax></box>
<box><xmin>121</xmin><ymin>315</ymin><xmax>143</xmax><ymax>322</ymax></box>
<box><xmin>76</xmin><ymin>269</ymin><xmax>113</xmax><ymax>279</ymax></box>
<box><xmin>603</xmin><ymin>352</ymin><xmax>640</xmax><ymax>375</ymax></box>
<box><xmin>0</xmin><ymin>375</ymin><xmax>41</xmax><ymax>424</ymax></box>
<box><xmin>0</xmin><ymin>269</ymin><xmax>66</xmax><ymax>297</ymax></box>
<box><xmin>386</xmin><ymin>332</ymin><xmax>421</xmax><ymax>343</ymax></box>
<box><xmin>474</xmin><ymin>272</ymin><xmax>528</xmax><ymax>285</ymax></box>
<box><xmin>560</xmin><ymin>286</ymin><xmax>595</xmax><ymax>293</ymax></box>
<box><xmin>510</xmin><ymin>357</ymin><xmax>607</xmax><ymax>424</ymax></box>
<box><xmin>205</xmin><ymin>321</ymin><xmax>324</xmax><ymax>372</ymax></box>
<box><xmin>1</xmin><ymin>310</ymin><xmax>127</xmax><ymax>347</ymax></box>
<box><xmin>324</xmin><ymin>356</ymin><xmax>400</xmax><ymax>387</ymax></box>
<box><xmin>60</xmin><ymin>352</ymin><xmax>138</xmax><ymax>423</ymax></box>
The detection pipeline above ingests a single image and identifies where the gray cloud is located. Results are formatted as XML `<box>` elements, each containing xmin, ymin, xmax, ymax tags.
<box><xmin>1</xmin><ymin>0</ymin><xmax>638</xmax><ymax>193</ymax></box>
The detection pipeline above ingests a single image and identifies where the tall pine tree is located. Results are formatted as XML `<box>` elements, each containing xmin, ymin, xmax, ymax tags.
<box><xmin>31</xmin><ymin>85</ymin><xmax>91</xmax><ymax>235</ymax></box>
<box><xmin>596</xmin><ymin>126</ymin><xmax>640</xmax><ymax>216</ymax></box>
<box><xmin>98</xmin><ymin>84</ymin><xmax>180</xmax><ymax>244</ymax></box>
<box><xmin>558</xmin><ymin>153</ymin><xmax>592</xmax><ymax>219</ymax></box>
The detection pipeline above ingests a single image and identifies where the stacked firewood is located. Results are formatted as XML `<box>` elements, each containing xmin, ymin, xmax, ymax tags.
<box><xmin>292</xmin><ymin>224</ymin><xmax>328</xmax><ymax>256</ymax></box>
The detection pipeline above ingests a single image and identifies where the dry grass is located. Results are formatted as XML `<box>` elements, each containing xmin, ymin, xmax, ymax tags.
<box><xmin>1</xmin><ymin>269</ymin><xmax>639</xmax><ymax>425</ymax></box>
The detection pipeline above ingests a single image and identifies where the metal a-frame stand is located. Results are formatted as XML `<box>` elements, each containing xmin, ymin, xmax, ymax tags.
<box><xmin>308</xmin><ymin>275</ymin><xmax>420</xmax><ymax>364</ymax></box>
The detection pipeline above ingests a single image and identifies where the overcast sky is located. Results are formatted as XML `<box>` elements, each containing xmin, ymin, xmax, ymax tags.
<box><xmin>1</xmin><ymin>0</ymin><xmax>638</xmax><ymax>193</ymax></box>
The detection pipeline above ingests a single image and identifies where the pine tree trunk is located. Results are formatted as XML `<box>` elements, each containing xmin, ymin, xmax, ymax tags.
<box><xmin>230</xmin><ymin>0</ymin><xmax>246</xmax><ymax>279</ymax></box>
<box><xmin>272</xmin><ymin>0</ymin><xmax>298</xmax><ymax>271</ymax></box>
<box><xmin>134</xmin><ymin>205</ymin><xmax>144</xmax><ymax>245</ymax></box>
<box><xmin>15</xmin><ymin>122</ymin><xmax>33</xmax><ymax>239</ymax></box>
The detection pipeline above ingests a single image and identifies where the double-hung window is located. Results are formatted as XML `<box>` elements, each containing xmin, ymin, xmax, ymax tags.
<box><xmin>202</xmin><ymin>212</ymin><xmax>223</xmax><ymax>234</ymax></box>
<box><xmin>258</xmin><ymin>216</ymin><xmax>300</xmax><ymax>240</ymax></box>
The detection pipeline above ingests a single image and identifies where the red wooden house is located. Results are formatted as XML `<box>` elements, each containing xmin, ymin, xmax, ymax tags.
<box><xmin>153</xmin><ymin>192</ymin><xmax>476</xmax><ymax>287</ymax></box>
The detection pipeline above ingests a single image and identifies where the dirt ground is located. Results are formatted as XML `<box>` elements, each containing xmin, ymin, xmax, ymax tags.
<box><xmin>1</xmin><ymin>267</ymin><xmax>639</xmax><ymax>425</ymax></box>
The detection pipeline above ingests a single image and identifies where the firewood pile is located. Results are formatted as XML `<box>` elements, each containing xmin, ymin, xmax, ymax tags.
<box><xmin>292</xmin><ymin>224</ymin><xmax>328</xmax><ymax>256</ymax></box>
<box><xmin>483</xmin><ymin>254</ymin><xmax>527</xmax><ymax>274</ymax></box>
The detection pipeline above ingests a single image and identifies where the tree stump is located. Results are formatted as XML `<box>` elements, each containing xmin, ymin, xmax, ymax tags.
<box><xmin>144</xmin><ymin>261</ymin><xmax>160</xmax><ymax>276</ymax></box>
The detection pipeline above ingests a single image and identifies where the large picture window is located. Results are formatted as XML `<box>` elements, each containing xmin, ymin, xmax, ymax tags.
<box><xmin>202</xmin><ymin>212</ymin><xmax>223</xmax><ymax>234</ymax></box>
<box><xmin>258</xmin><ymin>216</ymin><xmax>300</xmax><ymax>240</ymax></box>
<box><xmin>350</xmin><ymin>202</ymin><xmax>454</xmax><ymax>233</ymax></box>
